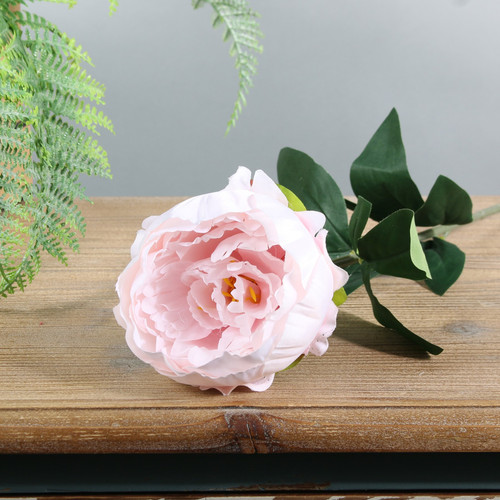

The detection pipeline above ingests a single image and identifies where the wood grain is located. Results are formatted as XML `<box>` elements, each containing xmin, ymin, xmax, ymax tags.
<box><xmin>2</xmin><ymin>495</ymin><xmax>499</xmax><ymax>500</ymax></box>
<box><xmin>0</xmin><ymin>197</ymin><xmax>499</xmax><ymax>453</ymax></box>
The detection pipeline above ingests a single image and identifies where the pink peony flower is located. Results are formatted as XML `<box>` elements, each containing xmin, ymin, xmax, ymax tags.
<box><xmin>114</xmin><ymin>167</ymin><xmax>348</xmax><ymax>394</ymax></box>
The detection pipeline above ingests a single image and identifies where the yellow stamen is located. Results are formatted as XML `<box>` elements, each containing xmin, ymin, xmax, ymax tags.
<box><xmin>248</xmin><ymin>286</ymin><xmax>258</xmax><ymax>303</ymax></box>
<box><xmin>222</xmin><ymin>291</ymin><xmax>239</xmax><ymax>302</ymax></box>
<box><xmin>223</xmin><ymin>277</ymin><xmax>235</xmax><ymax>289</ymax></box>
<box><xmin>239</xmin><ymin>274</ymin><xmax>258</xmax><ymax>285</ymax></box>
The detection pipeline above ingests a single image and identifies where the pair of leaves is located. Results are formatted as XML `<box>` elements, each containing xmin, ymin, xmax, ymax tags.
<box><xmin>277</xmin><ymin>109</ymin><xmax>473</xmax><ymax>354</ymax></box>
<box><xmin>277</xmin><ymin>147</ymin><xmax>432</xmax><ymax>281</ymax></box>
<box><xmin>351</xmin><ymin>108</ymin><xmax>473</xmax><ymax>227</ymax></box>
<box><xmin>347</xmin><ymin>197</ymin><xmax>441</xmax><ymax>355</ymax></box>
<box><xmin>350</xmin><ymin>211</ymin><xmax>462</xmax><ymax>353</ymax></box>
<box><xmin>351</xmin><ymin>108</ymin><xmax>471</xmax><ymax>297</ymax></box>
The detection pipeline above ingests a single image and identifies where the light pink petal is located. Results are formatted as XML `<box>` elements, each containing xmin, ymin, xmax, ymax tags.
<box><xmin>244</xmin><ymin>374</ymin><xmax>275</xmax><ymax>392</ymax></box>
<box><xmin>315</xmin><ymin>229</ymin><xmax>349</xmax><ymax>290</ymax></box>
<box><xmin>226</xmin><ymin>166</ymin><xmax>252</xmax><ymax>191</ymax></box>
<box><xmin>211</xmin><ymin>232</ymin><xmax>268</xmax><ymax>262</ymax></box>
<box><xmin>251</xmin><ymin>169</ymin><xmax>288</xmax><ymax>206</ymax></box>
<box><xmin>187</xmin><ymin>281</ymin><xmax>223</xmax><ymax>330</ymax></box>
<box><xmin>308</xmin><ymin>300</ymin><xmax>338</xmax><ymax>356</ymax></box>
<box><xmin>248</xmin><ymin>200</ymin><xmax>321</xmax><ymax>287</ymax></box>
<box><xmin>296</xmin><ymin>210</ymin><xmax>326</xmax><ymax>236</ymax></box>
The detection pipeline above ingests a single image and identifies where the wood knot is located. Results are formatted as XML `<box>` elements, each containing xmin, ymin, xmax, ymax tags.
<box><xmin>446</xmin><ymin>321</ymin><xmax>483</xmax><ymax>336</ymax></box>
<box><xmin>224</xmin><ymin>409</ymin><xmax>275</xmax><ymax>453</ymax></box>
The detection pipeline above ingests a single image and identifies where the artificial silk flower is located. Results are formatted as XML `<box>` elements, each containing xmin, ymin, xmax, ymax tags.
<box><xmin>114</xmin><ymin>167</ymin><xmax>348</xmax><ymax>394</ymax></box>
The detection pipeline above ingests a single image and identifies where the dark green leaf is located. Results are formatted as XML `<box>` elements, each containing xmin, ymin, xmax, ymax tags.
<box><xmin>423</xmin><ymin>238</ymin><xmax>466</xmax><ymax>295</ymax></box>
<box><xmin>277</xmin><ymin>147</ymin><xmax>351</xmax><ymax>259</ymax></box>
<box><xmin>344</xmin><ymin>263</ymin><xmax>379</xmax><ymax>295</ymax></box>
<box><xmin>361</xmin><ymin>263</ymin><xmax>443</xmax><ymax>355</ymax></box>
<box><xmin>415</xmin><ymin>175</ymin><xmax>473</xmax><ymax>226</ymax></box>
<box><xmin>348</xmin><ymin>195</ymin><xmax>372</xmax><ymax>250</ymax></box>
<box><xmin>350</xmin><ymin>108</ymin><xmax>423</xmax><ymax>221</ymax></box>
<box><xmin>357</xmin><ymin>209</ymin><xmax>431</xmax><ymax>281</ymax></box>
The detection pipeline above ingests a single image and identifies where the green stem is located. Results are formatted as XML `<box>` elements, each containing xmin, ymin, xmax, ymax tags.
<box><xmin>331</xmin><ymin>251</ymin><xmax>358</xmax><ymax>269</ymax></box>
<box><xmin>418</xmin><ymin>202</ymin><xmax>500</xmax><ymax>241</ymax></box>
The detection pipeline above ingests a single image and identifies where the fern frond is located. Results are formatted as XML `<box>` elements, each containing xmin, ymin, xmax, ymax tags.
<box><xmin>40</xmin><ymin>92</ymin><xmax>114</xmax><ymax>135</ymax></box>
<box><xmin>0</xmin><ymin>1</ymin><xmax>23</xmax><ymax>10</ymax></box>
<box><xmin>20</xmin><ymin>12</ymin><xmax>94</xmax><ymax>67</ymax></box>
<box><xmin>23</xmin><ymin>0</ymin><xmax>78</xmax><ymax>8</ymax></box>
<box><xmin>32</xmin><ymin>52</ymin><xmax>106</xmax><ymax>104</ymax></box>
<box><xmin>0</xmin><ymin>3</ymin><xmax>113</xmax><ymax>297</ymax></box>
<box><xmin>42</xmin><ymin>118</ymin><xmax>111</xmax><ymax>177</ymax></box>
<box><xmin>109</xmin><ymin>0</ymin><xmax>119</xmax><ymax>16</ymax></box>
<box><xmin>193</xmin><ymin>0</ymin><xmax>263</xmax><ymax>133</ymax></box>
<box><xmin>0</xmin><ymin>243</ymin><xmax>42</xmax><ymax>297</ymax></box>
<box><xmin>16</xmin><ymin>10</ymin><xmax>61</xmax><ymax>34</ymax></box>
<box><xmin>0</xmin><ymin>21</ymin><xmax>29</xmax><ymax>81</ymax></box>
<box><xmin>0</xmin><ymin>156</ymin><xmax>30</xmax><ymax>197</ymax></box>
<box><xmin>0</xmin><ymin>128</ymin><xmax>32</xmax><ymax>164</ymax></box>
<box><xmin>0</xmin><ymin>98</ymin><xmax>32</xmax><ymax>125</ymax></box>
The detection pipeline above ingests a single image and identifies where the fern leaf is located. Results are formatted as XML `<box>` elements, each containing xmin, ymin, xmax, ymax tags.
<box><xmin>42</xmin><ymin>118</ymin><xmax>111</xmax><ymax>177</ymax></box>
<box><xmin>109</xmin><ymin>0</ymin><xmax>119</xmax><ymax>16</ymax></box>
<box><xmin>40</xmin><ymin>92</ymin><xmax>114</xmax><ymax>135</ymax></box>
<box><xmin>193</xmin><ymin>0</ymin><xmax>263</xmax><ymax>133</ymax></box>
<box><xmin>26</xmin><ymin>0</ymin><xmax>78</xmax><ymax>8</ymax></box>
<box><xmin>20</xmin><ymin>13</ymin><xmax>94</xmax><ymax>67</ymax></box>
<box><xmin>31</xmin><ymin>52</ymin><xmax>106</xmax><ymax>104</ymax></box>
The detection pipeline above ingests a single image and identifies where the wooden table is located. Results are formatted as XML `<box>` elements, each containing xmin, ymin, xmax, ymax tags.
<box><xmin>0</xmin><ymin>196</ymin><xmax>499</xmax><ymax>496</ymax></box>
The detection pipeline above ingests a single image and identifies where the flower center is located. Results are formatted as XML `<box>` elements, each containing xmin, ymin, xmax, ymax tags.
<box><xmin>222</xmin><ymin>276</ymin><xmax>238</xmax><ymax>302</ymax></box>
<box><xmin>221</xmin><ymin>274</ymin><xmax>261</xmax><ymax>305</ymax></box>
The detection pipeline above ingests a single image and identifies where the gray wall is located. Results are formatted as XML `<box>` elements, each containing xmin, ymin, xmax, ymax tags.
<box><xmin>30</xmin><ymin>0</ymin><xmax>500</xmax><ymax>196</ymax></box>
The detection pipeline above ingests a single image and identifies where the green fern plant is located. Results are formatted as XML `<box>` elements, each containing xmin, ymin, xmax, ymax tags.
<box><xmin>0</xmin><ymin>0</ymin><xmax>113</xmax><ymax>297</ymax></box>
<box><xmin>193</xmin><ymin>0</ymin><xmax>263</xmax><ymax>133</ymax></box>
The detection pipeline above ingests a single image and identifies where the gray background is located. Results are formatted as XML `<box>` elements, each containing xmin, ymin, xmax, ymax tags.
<box><xmin>30</xmin><ymin>0</ymin><xmax>500</xmax><ymax>196</ymax></box>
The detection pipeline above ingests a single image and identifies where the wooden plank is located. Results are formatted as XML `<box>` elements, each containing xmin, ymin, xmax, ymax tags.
<box><xmin>2</xmin><ymin>495</ymin><xmax>499</xmax><ymax>500</ymax></box>
<box><xmin>0</xmin><ymin>196</ymin><xmax>499</xmax><ymax>453</ymax></box>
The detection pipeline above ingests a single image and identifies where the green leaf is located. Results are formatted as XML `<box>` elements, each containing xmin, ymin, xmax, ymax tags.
<box><xmin>357</xmin><ymin>209</ymin><xmax>431</xmax><ymax>280</ymax></box>
<box><xmin>278</xmin><ymin>184</ymin><xmax>306</xmax><ymax>212</ymax></box>
<box><xmin>277</xmin><ymin>147</ymin><xmax>351</xmax><ymax>259</ymax></box>
<box><xmin>361</xmin><ymin>263</ymin><xmax>443</xmax><ymax>355</ymax></box>
<box><xmin>415</xmin><ymin>175</ymin><xmax>473</xmax><ymax>226</ymax></box>
<box><xmin>348</xmin><ymin>195</ymin><xmax>372</xmax><ymax>250</ymax></box>
<box><xmin>350</xmin><ymin>108</ymin><xmax>423</xmax><ymax>221</ymax></box>
<box><xmin>357</xmin><ymin>209</ymin><xmax>431</xmax><ymax>281</ymax></box>
<box><xmin>333</xmin><ymin>287</ymin><xmax>347</xmax><ymax>306</ymax></box>
<box><xmin>281</xmin><ymin>354</ymin><xmax>304</xmax><ymax>372</ymax></box>
<box><xmin>344</xmin><ymin>263</ymin><xmax>379</xmax><ymax>296</ymax></box>
<box><xmin>422</xmin><ymin>238</ymin><xmax>466</xmax><ymax>296</ymax></box>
